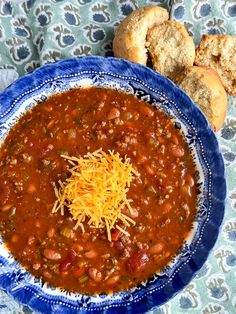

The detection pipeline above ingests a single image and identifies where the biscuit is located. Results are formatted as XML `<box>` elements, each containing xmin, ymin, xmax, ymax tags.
<box><xmin>174</xmin><ymin>66</ymin><xmax>227</xmax><ymax>131</ymax></box>
<box><xmin>147</xmin><ymin>20</ymin><xmax>195</xmax><ymax>79</ymax></box>
<box><xmin>113</xmin><ymin>6</ymin><xmax>169</xmax><ymax>65</ymax></box>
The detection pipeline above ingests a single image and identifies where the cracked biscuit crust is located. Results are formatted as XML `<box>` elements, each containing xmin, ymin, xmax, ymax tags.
<box><xmin>195</xmin><ymin>34</ymin><xmax>236</xmax><ymax>96</ymax></box>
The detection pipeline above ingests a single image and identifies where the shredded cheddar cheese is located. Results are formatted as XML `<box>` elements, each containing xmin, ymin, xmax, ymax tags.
<box><xmin>52</xmin><ymin>148</ymin><xmax>139</xmax><ymax>241</ymax></box>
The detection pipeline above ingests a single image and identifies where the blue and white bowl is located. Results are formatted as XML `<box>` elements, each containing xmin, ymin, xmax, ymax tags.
<box><xmin>0</xmin><ymin>56</ymin><xmax>226</xmax><ymax>313</ymax></box>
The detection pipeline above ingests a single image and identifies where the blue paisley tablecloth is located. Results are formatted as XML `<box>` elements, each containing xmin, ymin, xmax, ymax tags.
<box><xmin>0</xmin><ymin>0</ymin><xmax>235</xmax><ymax>313</ymax></box>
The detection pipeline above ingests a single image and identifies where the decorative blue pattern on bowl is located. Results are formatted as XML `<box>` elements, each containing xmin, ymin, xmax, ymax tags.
<box><xmin>0</xmin><ymin>56</ymin><xmax>226</xmax><ymax>314</ymax></box>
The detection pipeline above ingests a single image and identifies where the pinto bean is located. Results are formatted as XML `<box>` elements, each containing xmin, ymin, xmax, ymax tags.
<box><xmin>168</xmin><ymin>143</ymin><xmax>184</xmax><ymax>158</ymax></box>
<box><xmin>137</xmin><ymin>153</ymin><xmax>147</xmax><ymax>164</ymax></box>
<box><xmin>145</xmin><ymin>164</ymin><xmax>155</xmax><ymax>176</ymax></box>
<box><xmin>47</xmin><ymin>119</ymin><xmax>55</xmax><ymax>129</ymax></box>
<box><xmin>185</xmin><ymin>174</ymin><xmax>195</xmax><ymax>187</ymax></box>
<box><xmin>72</xmin><ymin>243</ymin><xmax>84</xmax><ymax>252</ymax></box>
<box><xmin>1</xmin><ymin>204</ymin><xmax>12</xmax><ymax>212</ymax></box>
<box><xmin>182</xmin><ymin>185</ymin><xmax>192</xmax><ymax>197</ymax></box>
<box><xmin>107</xmin><ymin>108</ymin><xmax>120</xmax><ymax>120</ymax></box>
<box><xmin>65</xmin><ymin>114</ymin><xmax>70</xmax><ymax>124</ymax></box>
<box><xmin>128</xmin><ymin>207</ymin><xmax>139</xmax><ymax>219</ymax></box>
<box><xmin>47</xmin><ymin>227</ymin><xmax>55</xmax><ymax>238</ymax></box>
<box><xmin>11</xmin><ymin>234</ymin><xmax>19</xmax><ymax>243</ymax></box>
<box><xmin>35</xmin><ymin>220</ymin><xmax>41</xmax><ymax>228</ymax></box>
<box><xmin>43</xmin><ymin>270</ymin><xmax>52</xmax><ymax>279</ymax></box>
<box><xmin>172</xmin><ymin>135</ymin><xmax>179</xmax><ymax>145</ymax></box>
<box><xmin>84</xmin><ymin>249</ymin><xmax>98</xmax><ymax>259</ymax></box>
<box><xmin>43</xmin><ymin>248</ymin><xmax>61</xmax><ymax>261</ymax></box>
<box><xmin>27</xmin><ymin>236</ymin><xmax>35</xmax><ymax>245</ymax></box>
<box><xmin>106</xmin><ymin>275</ymin><xmax>120</xmax><ymax>285</ymax></box>
<box><xmin>140</xmin><ymin>105</ymin><xmax>154</xmax><ymax>118</ymax></box>
<box><xmin>122</xmin><ymin>205</ymin><xmax>140</xmax><ymax>218</ymax></box>
<box><xmin>33</xmin><ymin>263</ymin><xmax>41</xmax><ymax>270</ymax></box>
<box><xmin>27</xmin><ymin>183</ymin><xmax>36</xmax><ymax>194</ymax></box>
<box><xmin>88</xmin><ymin>268</ymin><xmax>102</xmax><ymax>282</ymax></box>
<box><xmin>149</xmin><ymin>243</ymin><xmax>164</xmax><ymax>254</ymax></box>
<box><xmin>162</xmin><ymin>202</ymin><xmax>172</xmax><ymax>214</ymax></box>
<box><xmin>165</xmin><ymin>251</ymin><xmax>170</xmax><ymax>258</ymax></box>
<box><xmin>43</xmin><ymin>105</ymin><xmax>53</xmax><ymax>112</ymax></box>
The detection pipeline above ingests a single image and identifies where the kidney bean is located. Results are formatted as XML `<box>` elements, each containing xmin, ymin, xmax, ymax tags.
<box><xmin>168</xmin><ymin>143</ymin><xmax>184</xmax><ymax>157</ymax></box>
<box><xmin>149</xmin><ymin>243</ymin><xmax>164</xmax><ymax>254</ymax></box>
<box><xmin>88</xmin><ymin>268</ymin><xmax>102</xmax><ymax>282</ymax></box>
<box><xmin>107</xmin><ymin>108</ymin><xmax>120</xmax><ymax>120</ymax></box>
<box><xmin>59</xmin><ymin>260</ymin><xmax>71</xmax><ymax>272</ymax></box>
<box><xmin>126</xmin><ymin>250</ymin><xmax>149</xmax><ymax>273</ymax></box>
<box><xmin>114</xmin><ymin>240</ymin><xmax>125</xmax><ymax>253</ymax></box>
<box><xmin>106</xmin><ymin>275</ymin><xmax>120</xmax><ymax>285</ymax></box>
<box><xmin>43</xmin><ymin>248</ymin><xmax>61</xmax><ymax>261</ymax></box>
<box><xmin>59</xmin><ymin>249</ymin><xmax>77</xmax><ymax>272</ymax></box>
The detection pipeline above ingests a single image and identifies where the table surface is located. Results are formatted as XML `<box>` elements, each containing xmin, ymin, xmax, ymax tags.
<box><xmin>0</xmin><ymin>1</ymin><xmax>235</xmax><ymax>313</ymax></box>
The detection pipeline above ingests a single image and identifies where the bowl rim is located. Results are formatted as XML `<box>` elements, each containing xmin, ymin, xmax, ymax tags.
<box><xmin>0</xmin><ymin>56</ymin><xmax>226</xmax><ymax>314</ymax></box>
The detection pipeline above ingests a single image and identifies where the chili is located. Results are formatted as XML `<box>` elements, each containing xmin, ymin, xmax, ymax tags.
<box><xmin>0</xmin><ymin>87</ymin><xmax>197</xmax><ymax>295</ymax></box>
